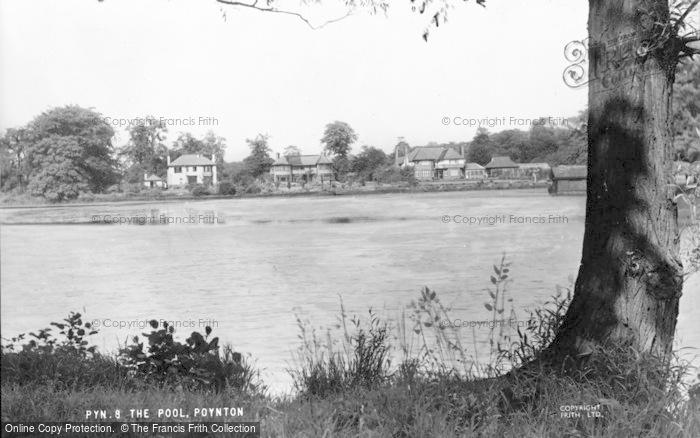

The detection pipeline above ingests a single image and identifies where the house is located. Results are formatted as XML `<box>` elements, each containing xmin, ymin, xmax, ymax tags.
<box><xmin>167</xmin><ymin>154</ymin><xmax>218</xmax><ymax>188</ymax></box>
<box><xmin>396</xmin><ymin>144</ymin><xmax>485</xmax><ymax>180</ymax></box>
<box><xmin>549</xmin><ymin>165</ymin><xmax>587</xmax><ymax>195</ymax></box>
<box><xmin>409</xmin><ymin>147</ymin><xmax>448</xmax><ymax>180</ymax></box>
<box><xmin>143</xmin><ymin>174</ymin><xmax>166</xmax><ymax>189</ymax></box>
<box><xmin>436</xmin><ymin>148</ymin><xmax>467</xmax><ymax>180</ymax></box>
<box><xmin>464</xmin><ymin>163</ymin><xmax>487</xmax><ymax>179</ymax></box>
<box><xmin>270</xmin><ymin>154</ymin><xmax>333</xmax><ymax>183</ymax></box>
<box><xmin>484</xmin><ymin>156</ymin><xmax>520</xmax><ymax>177</ymax></box>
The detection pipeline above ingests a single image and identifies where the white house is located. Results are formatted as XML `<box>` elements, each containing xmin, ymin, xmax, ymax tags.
<box><xmin>167</xmin><ymin>154</ymin><xmax>218</xmax><ymax>188</ymax></box>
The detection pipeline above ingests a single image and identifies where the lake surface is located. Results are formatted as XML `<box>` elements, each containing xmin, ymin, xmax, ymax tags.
<box><xmin>1</xmin><ymin>189</ymin><xmax>697</xmax><ymax>393</ymax></box>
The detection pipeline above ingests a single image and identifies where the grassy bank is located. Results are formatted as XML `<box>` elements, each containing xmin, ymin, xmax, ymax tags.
<box><xmin>3</xmin><ymin>263</ymin><xmax>699</xmax><ymax>437</ymax></box>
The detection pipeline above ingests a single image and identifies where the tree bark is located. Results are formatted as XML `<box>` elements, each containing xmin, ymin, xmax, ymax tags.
<box><xmin>549</xmin><ymin>0</ymin><xmax>683</xmax><ymax>360</ymax></box>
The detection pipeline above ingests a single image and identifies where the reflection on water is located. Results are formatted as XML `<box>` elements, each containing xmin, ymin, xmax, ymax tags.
<box><xmin>1</xmin><ymin>190</ymin><xmax>697</xmax><ymax>394</ymax></box>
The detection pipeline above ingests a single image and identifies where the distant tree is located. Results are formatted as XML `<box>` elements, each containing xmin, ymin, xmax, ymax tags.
<box><xmin>171</xmin><ymin>132</ymin><xmax>205</xmax><ymax>160</ymax></box>
<box><xmin>201</xmin><ymin>130</ymin><xmax>227</xmax><ymax>165</ymax></box>
<box><xmin>0</xmin><ymin>127</ymin><xmax>32</xmax><ymax>191</ymax></box>
<box><xmin>120</xmin><ymin>116</ymin><xmax>168</xmax><ymax>172</ymax></box>
<box><xmin>28</xmin><ymin>137</ymin><xmax>90</xmax><ymax>201</ymax></box>
<box><xmin>467</xmin><ymin>128</ymin><xmax>493</xmax><ymax>165</ymax></box>
<box><xmin>352</xmin><ymin>145</ymin><xmax>388</xmax><ymax>181</ymax></box>
<box><xmin>523</xmin><ymin>123</ymin><xmax>560</xmax><ymax>163</ymax></box>
<box><xmin>394</xmin><ymin>139</ymin><xmax>410</xmax><ymax>161</ymax></box>
<box><xmin>321</xmin><ymin>121</ymin><xmax>357</xmax><ymax>158</ymax></box>
<box><xmin>284</xmin><ymin>145</ymin><xmax>302</xmax><ymax>156</ymax></box>
<box><xmin>490</xmin><ymin>129</ymin><xmax>529</xmax><ymax>162</ymax></box>
<box><xmin>243</xmin><ymin>134</ymin><xmax>274</xmax><ymax>179</ymax></box>
<box><xmin>332</xmin><ymin>155</ymin><xmax>353</xmax><ymax>181</ymax></box>
<box><xmin>26</xmin><ymin>105</ymin><xmax>117</xmax><ymax>200</ymax></box>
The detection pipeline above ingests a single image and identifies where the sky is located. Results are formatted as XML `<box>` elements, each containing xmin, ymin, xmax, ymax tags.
<box><xmin>0</xmin><ymin>0</ymin><xmax>590</xmax><ymax>162</ymax></box>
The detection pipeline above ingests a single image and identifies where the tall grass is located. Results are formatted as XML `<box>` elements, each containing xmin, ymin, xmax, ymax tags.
<box><xmin>3</xmin><ymin>259</ymin><xmax>699</xmax><ymax>437</ymax></box>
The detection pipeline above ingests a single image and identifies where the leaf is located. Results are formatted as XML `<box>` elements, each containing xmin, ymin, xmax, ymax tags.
<box><xmin>489</xmin><ymin>291</ymin><xmax>496</xmax><ymax>299</ymax></box>
<box><xmin>490</xmin><ymin>276</ymin><xmax>497</xmax><ymax>285</ymax></box>
<box><xmin>484</xmin><ymin>303</ymin><xmax>493</xmax><ymax>311</ymax></box>
<box><xmin>493</xmin><ymin>265</ymin><xmax>500</xmax><ymax>275</ymax></box>
<box><xmin>149</xmin><ymin>320</ymin><xmax>159</xmax><ymax>329</ymax></box>
<box><xmin>205</xmin><ymin>326</ymin><xmax>212</xmax><ymax>336</ymax></box>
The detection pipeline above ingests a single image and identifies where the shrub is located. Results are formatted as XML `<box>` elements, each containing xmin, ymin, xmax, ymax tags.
<box><xmin>118</xmin><ymin>320</ymin><xmax>257</xmax><ymax>393</ymax></box>
<box><xmin>190</xmin><ymin>184</ymin><xmax>211</xmax><ymax>197</ymax></box>
<box><xmin>218</xmin><ymin>181</ymin><xmax>237</xmax><ymax>196</ymax></box>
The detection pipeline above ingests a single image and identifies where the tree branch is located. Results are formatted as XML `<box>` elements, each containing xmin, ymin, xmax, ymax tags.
<box><xmin>215</xmin><ymin>0</ymin><xmax>353</xmax><ymax>30</ymax></box>
<box><xmin>680</xmin><ymin>34</ymin><xmax>700</xmax><ymax>44</ymax></box>
<box><xmin>674</xmin><ymin>0</ymin><xmax>700</xmax><ymax>32</ymax></box>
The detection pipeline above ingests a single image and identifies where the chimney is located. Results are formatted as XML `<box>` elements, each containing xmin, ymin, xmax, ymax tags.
<box><xmin>144</xmin><ymin>172</ymin><xmax>148</xmax><ymax>181</ymax></box>
<box><xmin>461</xmin><ymin>144</ymin><xmax>465</xmax><ymax>158</ymax></box>
<box><xmin>167</xmin><ymin>155</ymin><xmax>170</xmax><ymax>165</ymax></box>
<box><xmin>277</xmin><ymin>152</ymin><xmax>280</xmax><ymax>159</ymax></box>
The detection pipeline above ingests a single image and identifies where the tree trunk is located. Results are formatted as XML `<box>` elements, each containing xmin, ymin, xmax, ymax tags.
<box><xmin>550</xmin><ymin>0</ymin><xmax>683</xmax><ymax>359</ymax></box>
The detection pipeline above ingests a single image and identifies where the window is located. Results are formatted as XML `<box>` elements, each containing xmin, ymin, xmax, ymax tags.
<box><xmin>450</xmin><ymin>169</ymin><xmax>459</xmax><ymax>176</ymax></box>
<box><xmin>192</xmin><ymin>166</ymin><xmax>197</xmax><ymax>172</ymax></box>
<box><xmin>174</xmin><ymin>167</ymin><xmax>182</xmax><ymax>173</ymax></box>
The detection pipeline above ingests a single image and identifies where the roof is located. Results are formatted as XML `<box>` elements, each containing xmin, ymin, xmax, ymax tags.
<box><xmin>464</xmin><ymin>163</ymin><xmax>486</xmax><ymax>170</ymax></box>
<box><xmin>410</xmin><ymin>147</ymin><xmax>447</xmax><ymax>161</ymax></box>
<box><xmin>169</xmin><ymin>154</ymin><xmax>215</xmax><ymax>166</ymax></box>
<box><xmin>272</xmin><ymin>156</ymin><xmax>290</xmax><ymax>166</ymax></box>
<box><xmin>440</xmin><ymin>148</ymin><xmax>464</xmax><ymax>160</ymax></box>
<box><xmin>551</xmin><ymin>165</ymin><xmax>587</xmax><ymax>180</ymax></box>
<box><xmin>273</xmin><ymin>154</ymin><xmax>332</xmax><ymax>166</ymax></box>
<box><xmin>145</xmin><ymin>175</ymin><xmax>164</xmax><ymax>181</ymax></box>
<box><xmin>484</xmin><ymin>156</ymin><xmax>519</xmax><ymax>169</ymax></box>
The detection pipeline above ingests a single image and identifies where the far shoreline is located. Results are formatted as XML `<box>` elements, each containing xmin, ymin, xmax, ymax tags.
<box><xmin>0</xmin><ymin>179</ymin><xmax>557</xmax><ymax>210</ymax></box>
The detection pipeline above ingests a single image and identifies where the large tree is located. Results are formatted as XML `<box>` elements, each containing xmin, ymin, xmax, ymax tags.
<box><xmin>467</xmin><ymin>127</ymin><xmax>493</xmax><ymax>165</ymax></box>
<box><xmin>119</xmin><ymin>116</ymin><xmax>169</xmax><ymax>183</ymax></box>
<box><xmin>213</xmin><ymin>0</ymin><xmax>700</xmax><ymax>361</ymax></box>
<box><xmin>352</xmin><ymin>145</ymin><xmax>388</xmax><ymax>181</ymax></box>
<box><xmin>550</xmin><ymin>0</ymin><xmax>700</xmax><ymax>360</ymax></box>
<box><xmin>243</xmin><ymin>134</ymin><xmax>274</xmax><ymax>179</ymax></box>
<box><xmin>171</xmin><ymin>130</ymin><xmax>227</xmax><ymax>165</ymax></box>
<box><xmin>321</xmin><ymin>120</ymin><xmax>357</xmax><ymax>158</ymax></box>
<box><xmin>26</xmin><ymin>105</ymin><xmax>118</xmax><ymax>200</ymax></box>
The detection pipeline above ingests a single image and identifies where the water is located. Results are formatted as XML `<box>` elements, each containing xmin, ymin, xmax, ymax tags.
<box><xmin>1</xmin><ymin>189</ymin><xmax>697</xmax><ymax>393</ymax></box>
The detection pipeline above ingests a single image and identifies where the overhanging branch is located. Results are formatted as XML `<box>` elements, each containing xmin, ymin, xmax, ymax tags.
<box><xmin>215</xmin><ymin>0</ymin><xmax>353</xmax><ymax>29</ymax></box>
<box><xmin>675</xmin><ymin>0</ymin><xmax>700</xmax><ymax>30</ymax></box>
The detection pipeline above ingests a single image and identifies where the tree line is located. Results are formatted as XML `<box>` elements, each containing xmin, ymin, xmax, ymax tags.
<box><xmin>0</xmin><ymin>106</ymin><xmax>227</xmax><ymax>201</ymax></box>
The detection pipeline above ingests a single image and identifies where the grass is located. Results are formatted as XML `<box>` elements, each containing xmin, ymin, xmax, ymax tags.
<box><xmin>2</xmin><ymin>262</ymin><xmax>699</xmax><ymax>437</ymax></box>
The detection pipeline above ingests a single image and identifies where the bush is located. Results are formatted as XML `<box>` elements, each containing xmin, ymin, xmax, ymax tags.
<box><xmin>118</xmin><ymin>320</ymin><xmax>258</xmax><ymax>393</ymax></box>
<box><xmin>190</xmin><ymin>184</ymin><xmax>211</xmax><ymax>197</ymax></box>
<box><xmin>218</xmin><ymin>181</ymin><xmax>237</xmax><ymax>196</ymax></box>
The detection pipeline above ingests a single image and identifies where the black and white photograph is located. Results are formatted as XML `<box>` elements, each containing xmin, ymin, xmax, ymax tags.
<box><xmin>1</xmin><ymin>0</ymin><xmax>699</xmax><ymax>437</ymax></box>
